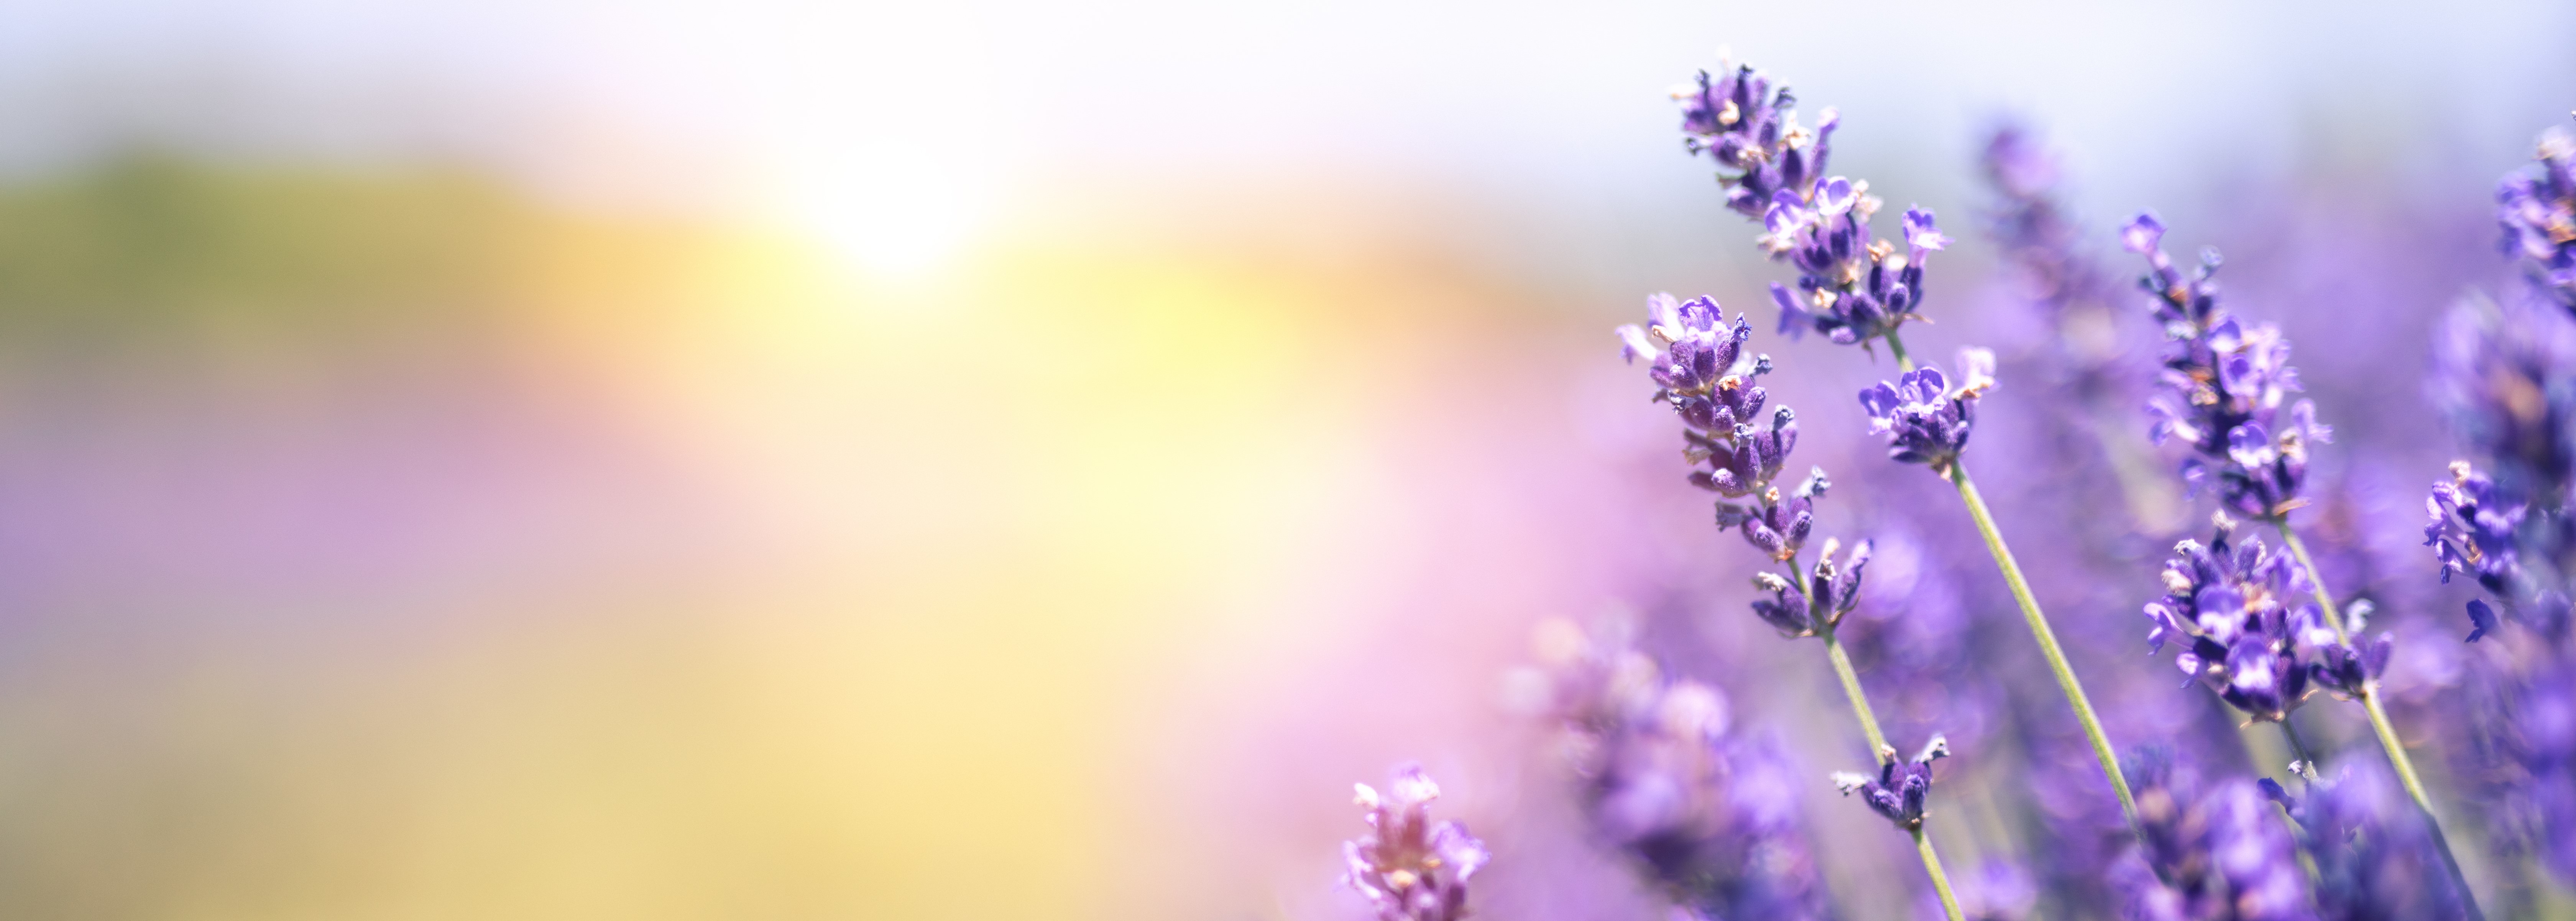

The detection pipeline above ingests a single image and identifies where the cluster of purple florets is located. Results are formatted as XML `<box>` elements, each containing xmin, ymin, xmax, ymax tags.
<box><xmin>2142</xmin><ymin>516</ymin><xmax>2389</xmax><ymax>721</ymax></box>
<box><xmin>1342</xmin><ymin>61</ymin><xmax>2576</xmax><ymax>921</ymax></box>
<box><xmin>1343</xmin><ymin>766</ymin><xmax>1489</xmax><ymax>921</ymax></box>
<box><xmin>1676</xmin><ymin>65</ymin><xmax>1952</xmax><ymax>348</ymax></box>
<box><xmin>1526</xmin><ymin>620</ymin><xmax>1831</xmax><ymax>920</ymax></box>
<box><xmin>1858</xmin><ymin>351</ymin><xmax>1994</xmax><ymax>474</ymax></box>
<box><xmin>1832</xmin><ymin>735</ymin><xmax>1948</xmax><ymax>831</ymax></box>
<box><xmin>2500</xmin><ymin>127</ymin><xmax>2576</xmax><ymax>311</ymax></box>
<box><xmin>2116</xmin><ymin>751</ymin><xmax>2312</xmax><ymax>921</ymax></box>
<box><xmin>2121</xmin><ymin>215</ymin><xmax>2333</xmax><ymax>521</ymax></box>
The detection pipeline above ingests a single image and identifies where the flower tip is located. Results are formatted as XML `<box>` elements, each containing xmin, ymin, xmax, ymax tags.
<box><xmin>1616</xmin><ymin>324</ymin><xmax>1654</xmax><ymax>364</ymax></box>
<box><xmin>1353</xmin><ymin>783</ymin><xmax>1380</xmax><ymax>808</ymax></box>
<box><xmin>1389</xmin><ymin>765</ymin><xmax>1441</xmax><ymax>804</ymax></box>
<box><xmin>2119</xmin><ymin>212</ymin><xmax>2166</xmax><ymax>253</ymax></box>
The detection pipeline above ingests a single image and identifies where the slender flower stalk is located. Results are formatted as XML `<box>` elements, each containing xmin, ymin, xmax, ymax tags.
<box><xmin>2120</xmin><ymin>212</ymin><xmax>2485</xmax><ymax>919</ymax></box>
<box><xmin>1670</xmin><ymin>59</ymin><xmax>2155</xmax><ymax>865</ymax></box>
<box><xmin>1616</xmin><ymin>291</ymin><xmax>1965</xmax><ymax>920</ymax></box>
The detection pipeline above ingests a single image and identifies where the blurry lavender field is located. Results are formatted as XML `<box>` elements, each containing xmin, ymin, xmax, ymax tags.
<box><xmin>0</xmin><ymin>3</ymin><xmax>2573</xmax><ymax>921</ymax></box>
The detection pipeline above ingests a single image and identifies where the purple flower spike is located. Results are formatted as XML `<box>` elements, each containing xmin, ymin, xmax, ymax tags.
<box><xmin>2143</xmin><ymin>514</ymin><xmax>2382</xmax><ymax>722</ymax></box>
<box><xmin>1858</xmin><ymin>348</ymin><xmax>1993</xmax><ymax>475</ymax></box>
<box><xmin>2265</xmin><ymin>763</ymin><xmax>2472</xmax><ymax>918</ymax></box>
<box><xmin>1344</xmin><ymin>765</ymin><xmax>1488</xmax><ymax>921</ymax></box>
<box><xmin>1749</xmin><ymin>535</ymin><xmax>1872</xmax><ymax>637</ymax></box>
<box><xmin>2124</xmin><ymin>216</ymin><xmax>2330</xmax><ymax>520</ymax></box>
<box><xmin>1528</xmin><ymin>624</ymin><xmax>1832</xmax><ymax>920</ymax></box>
<box><xmin>1833</xmin><ymin>735</ymin><xmax>1950</xmax><ymax>831</ymax></box>
<box><xmin>2499</xmin><ymin>126</ymin><xmax>2576</xmax><ymax>312</ymax></box>
<box><xmin>2115</xmin><ymin>750</ymin><xmax>2315</xmax><ymax>919</ymax></box>
<box><xmin>1674</xmin><ymin>63</ymin><xmax>1942</xmax><ymax>347</ymax></box>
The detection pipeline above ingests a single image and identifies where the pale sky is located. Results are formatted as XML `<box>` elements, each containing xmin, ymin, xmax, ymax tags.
<box><xmin>0</xmin><ymin>0</ymin><xmax>2568</xmax><ymax>274</ymax></box>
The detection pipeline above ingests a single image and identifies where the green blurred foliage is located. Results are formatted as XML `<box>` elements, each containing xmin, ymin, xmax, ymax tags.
<box><xmin>0</xmin><ymin>154</ymin><xmax>535</xmax><ymax>347</ymax></box>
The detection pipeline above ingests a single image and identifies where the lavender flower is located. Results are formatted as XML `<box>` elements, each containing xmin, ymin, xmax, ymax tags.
<box><xmin>2428</xmin><ymin>293</ymin><xmax>2576</xmax><ymax>502</ymax></box>
<box><xmin>2520</xmin><ymin>662</ymin><xmax>2576</xmax><ymax>883</ymax></box>
<box><xmin>1344</xmin><ymin>765</ymin><xmax>1489</xmax><ymax>921</ymax></box>
<box><xmin>2498</xmin><ymin>125</ymin><xmax>2576</xmax><ymax>311</ymax></box>
<box><xmin>2115</xmin><ymin>750</ymin><xmax>2313</xmax><ymax>921</ymax></box>
<box><xmin>1750</xmin><ymin>536</ymin><xmax>1871</xmax><ymax>637</ymax></box>
<box><xmin>1674</xmin><ymin>65</ymin><xmax>1950</xmax><ymax>346</ymax></box>
<box><xmin>2143</xmin><ymin>515</ymin><xmax>2387</xmax><ymax>721</ymax></box>
<box><xmin>1833</xmin><ymin>735</ymin><xmax>1950</xmax><ymax>831</ymax></box>
<box><xmin>2121</xmin><ymin>214</ymin><xmax>2334</xmax><ymax>520</ymax></box>
<box><xmin>1618</xmin><ymin>296</ymin><xmax>1836</xmax><ymax>579</ymax></box>
<box><xmin>2423</xmin><ymin>461</ymin><xmax>2572</xmax><ymax>641</ymax></box>
<box><xmin>2259</xmin><ymin>763</ymin><xmax>2467</xmax><ymax>920</ymax></box>
<box><xmin>1859</xmin><ymin>349</ymin><xmax>1996</xmax><ymax>474</ymax></box>
<box><xmin>1529</xmin><ymin>623</ymin><xmax>1832</xmax><ymax>920</ymax></box>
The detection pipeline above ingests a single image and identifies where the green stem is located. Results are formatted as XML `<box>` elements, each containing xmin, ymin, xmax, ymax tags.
<box><xmin>1795</xmin><ymin>555</ymin><xmax>1962</xmax><ymax>921</ymax></box>
<box><xmin>2273</xmin><ymin>523</ymin><xmax>2485</xmax><ymax>921</ymax></box>
<box><xmin>2278</xmin><ymin>715</ymin><xmax>2318</xmax><ymax>773</ymax></box>
<box><xmin>1914</xmin><ymin>827</ymin><xmax>1965</xmax><ymax>921</ymax></box>
<box><xmin>1945</xmin><ymin>462</ymin><xmax>2150</xmax><ymax>852</ymax></box>
<box><xmin>1820</xmin><ymin>628</ymin><xmax>1893</xmax><ymax>757</ymax></box>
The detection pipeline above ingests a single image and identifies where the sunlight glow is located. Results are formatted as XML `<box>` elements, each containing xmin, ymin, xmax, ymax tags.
<box><xmin>784</xmin><ymin>144</ymin><xmax>993</xmax><ymax>280</ymax></box>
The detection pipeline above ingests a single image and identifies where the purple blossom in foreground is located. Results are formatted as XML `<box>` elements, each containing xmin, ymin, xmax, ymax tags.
<box><xmin>1833</xmin><ymin>735</ymin><xmax>1949</xmax><ymax>831</ymax></box>
<box><xmin>2499</xmin><ymin>125</ymin><xmax>2576</xmax><ymax>311</ymax></box>
<box><xmin>1344</xmin><ymin>766</ymin><xmax>1489</xmax><ymax>921</ymax></box>
<box><xmin>1750</xmin><ymin>536</ymin><xmax>1870</xmax><ymax>637</ymax></box>
<box><xmin>1616</xmin><ymin>289</ymin><xmax>1959</xmax><ymax>847</ymax></box>
<box><xmin>1674</xmin><ymin>64</ymin><xmax>1950</xmax><ymax>347</ymax></box>
<box><xmin>2114</xmin><ymin>750</ymin><xmax>2313</xmax><ymax>921</ymax></box>
<box><xmin>2121</xmin><ymin>214</ymin><xmax>2333</xmax><ymax>520</ymax></box>
<box><xmin>1859</xmin><ymin>349</ymin><xmax>1995</xmax><ymax>474</ymax></box>
<box><xmin>2259</xmin><ymin>762</ymin><xmax>2467</xmax><ymax>920</ymax></box>
<box><xmin>2143</xmin><ymin>515</ymin><xmax>2387</xmax><ymax>721</ymax></box>
<box><xmin>1676</xmin><ymin>64</ymin><xmax>1834</xmax><ymax>221</ymax></box>
<box><xmin>1529</xmin><ymin>621</ymin><xmax>1831</xmax><ymax>920</ymax></box>
<box><xmin>1617</xmin><ymin>295</ymin><xmax>1833</xmax><ymax>579</ymax></box>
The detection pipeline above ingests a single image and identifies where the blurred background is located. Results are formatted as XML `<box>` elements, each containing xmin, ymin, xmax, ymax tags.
<box><xmin>0</xmin><ymin>1</ymin><xmax>2571</xmax><ymax>919</ymax></box>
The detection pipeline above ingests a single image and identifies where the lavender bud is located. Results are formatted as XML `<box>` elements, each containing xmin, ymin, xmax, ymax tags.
<box><xmin>1344</xmin><ymin>765</ymin><xmax>1488</xmax><ymax>921</ymax></box>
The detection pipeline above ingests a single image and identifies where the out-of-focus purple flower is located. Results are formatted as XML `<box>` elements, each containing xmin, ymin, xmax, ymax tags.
<box><xmin>2121</xmin><ymin>213</ymin><xmax>2333</xmax><ymax>520</ymax></box>
<box><xmin>2429</xmin><ymin>293</ymin><xmax>2576</xmax><ymax>502</ymax></box>
<box><xmin>1528</xmin><ymin>623</ymin><xmax>1832</xmax><ymax>920</ymax></box>
<box><xmin>1921</xmin><ymin>861</ymin><xmax>2038</xmax><ymax>921</ymax></box>
<box><xmin>1859</xmin><ymin>349</ymin><xmax>1995</xmax><ymax>474</ymax></box>
<box><xmin>2114</xmin><ymin>749</ymin><xmax>2315</xmax><ymax>920</ymax></box>
<box><xmin>2258</xmin><ymin>762</ymin><xmax>2467</xmax><ymax>920</ymax></box>
<box><xmin>2422</xmin><ymin>461</ymin><xmax>2576</xmax><ymax>642</ymax></box>
<box><xmin>2524</xmin><ymin>662</ymin><xmax>2576</xmax><ymax>883</ymax></box>
<box><xmin>1832</xmin><ymin>735</ymin><xmax>1949</xmax><ymax>831</ymax></box>
<box><xmin>2499</xmin><ymin>125</ymin><xmax>2576</xmax><ymax>311</ymax></box>
<box><xmin>1674</xmin><ymin>62</ymin><xmax>1948</xmax><ymax>348</ymax></box>
<box><xmin>1344</xmin><ymin>765</ymin><xmax>1489</xmax><ymax>921</ymax></box>
<box><xmin>2142</xmin><ymin>516</ymin><xmax>2387</xmax><ymax>721</ymax></box>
